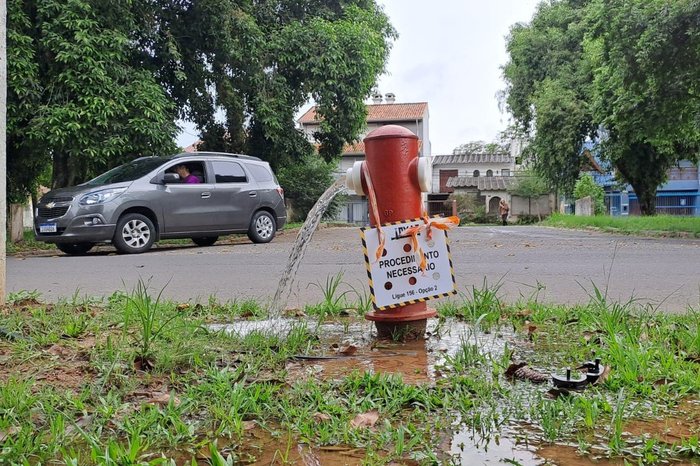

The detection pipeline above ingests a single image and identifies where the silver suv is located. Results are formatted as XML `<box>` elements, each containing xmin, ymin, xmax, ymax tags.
<box><xmin>34</xmin><ymin>152</ymin><xmax>287</xmax><ymax>255</ymax></box>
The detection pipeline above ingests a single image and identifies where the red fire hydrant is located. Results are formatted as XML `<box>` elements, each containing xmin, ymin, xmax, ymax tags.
<box><xmin>346</xmin><ymin>125</ymin><xmax>434</xmax><ymax>339</ymax></box>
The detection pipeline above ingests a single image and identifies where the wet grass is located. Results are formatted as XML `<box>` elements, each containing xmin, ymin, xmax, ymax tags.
<box><xmin>1</xmin><ymin>281</ymin><xmax>700</xmax><ymax>464</ymax></box>
<box><xmin>543</xmin><ymin>213</ymin><xmax>700</xmax><ymax>237</ymax></box>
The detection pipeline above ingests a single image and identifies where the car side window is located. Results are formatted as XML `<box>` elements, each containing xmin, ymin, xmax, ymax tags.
<box><xmin>248</xmin><ymin>164</ymin><xmax>273</xmax><ymax>183</ymax></box>
<box><xmin>165</xmin><ymin>161</ymin><xmax>206</xmax><ymax>183</ymax></box>
<box><xmin>212</xmin><ymin>161</ymin><xmax>247</xmax><ymax>183</ymax></box>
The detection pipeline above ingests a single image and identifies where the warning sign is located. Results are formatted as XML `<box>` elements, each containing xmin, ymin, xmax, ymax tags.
<box><xmin>360</xmin><ymin>217</ymin><xmax>457</xmax><ymax>310</ymax></box>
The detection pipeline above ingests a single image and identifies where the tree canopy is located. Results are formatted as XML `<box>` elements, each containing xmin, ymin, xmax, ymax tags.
<box><xmin>503</xmin><ymin>0</ymin><xmax>700</xmax><ymax>215</ymax></box>
<box><xmin>7</xmin><ymin>0</ymin><xmax>178</xmax><ymax>194</ymax></box>
<box><xmin>8</xmin><ymin>0</ymin><xmax>396</xmax><ymax>196</ymax></box>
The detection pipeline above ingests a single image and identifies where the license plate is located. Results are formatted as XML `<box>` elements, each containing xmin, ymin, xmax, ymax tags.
<box><xmin>39</xmin><ymin>223</ymin><xmax>57</xmax><ymax>233</ymax></box>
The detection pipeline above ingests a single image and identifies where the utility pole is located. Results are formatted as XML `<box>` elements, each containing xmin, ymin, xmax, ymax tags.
<box><xmin>1</xmin><ymin>0</ymin><xmax>7</xmax><ymax>305</ymax></box>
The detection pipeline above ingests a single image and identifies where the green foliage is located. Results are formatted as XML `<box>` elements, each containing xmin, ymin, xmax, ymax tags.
<box><xmin>277</xmin><ymin>153</ymin><xmax>344</xmax><ymax>222</ymax></box>
<box><xmin>452</xmin><ymin>141</ymin><xmax>508</xmax><ymax>155</ymax></box>
<box><xmin>503</xmin><ymin>0</ymin><xmax>594</xmax><ymax>194</ymax></box>
<box><xmin>586</xmin><ymin>0</ymin><xmax>700</xmax><ymax>215</ymax></box>
<box><xmin>8</xmin><ymin>0</ymin><xmax>396</xmax><ymax>194</ymax></box>
<box><xmin>503</xmin><ymin>0</ymin><xmax>700</xmax><ymax>214</ymax></box>
<box><xmin>144</xmin><ymin>0</ymin><xmax>396</xmax><ymax>169</ymax></box>
<box><xmin>509</xmin><ymin>171</ymin><xmax>550</xmax><ymax>198</ymax></box>
<box><xmin>4</xmin><ymin>286</ymin><xmax>700</xmax><ymax>463</ymax></box>
<box><xmin>7</xmin><ymin>0</ymin><xmax>178</xmax><ymax>190</ymax></box>
<box><xmin>573</xmin><ymin>173</ymin><xmax>605</xmax><ymax>214</ymax></box>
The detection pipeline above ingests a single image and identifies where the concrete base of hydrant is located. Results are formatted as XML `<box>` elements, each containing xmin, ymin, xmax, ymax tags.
<box><xmin>366</xmin><ymin>306</ymin><xmax>436</xmax><ymax>341</ymax></box>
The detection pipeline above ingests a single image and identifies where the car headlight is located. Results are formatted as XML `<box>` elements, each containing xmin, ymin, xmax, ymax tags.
<box><xmin>79</xmin><ymin>187</ymin><xmax>127</xmax><ymax>206</ymax></box>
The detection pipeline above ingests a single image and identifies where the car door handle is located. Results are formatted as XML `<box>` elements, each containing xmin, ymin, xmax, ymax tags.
<box><xmin>249</xmin><ymin>192</ymin><xmax>257</xmax><ymax>197</ymax></box>
<box><xmin>201</xmin><ymin>192</ymin><xmax>211</xmax><ymax>199</ymax></box>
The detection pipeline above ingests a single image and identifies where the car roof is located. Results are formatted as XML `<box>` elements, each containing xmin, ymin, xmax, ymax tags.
<box><xmin>172</xmin><ymin>152</ymin><xmax>263</xmax><ymax>162</ymax></box>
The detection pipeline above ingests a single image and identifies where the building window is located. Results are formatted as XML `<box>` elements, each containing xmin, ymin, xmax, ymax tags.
<box><xmin>486</xmin><ymin>170</ymin><xmax>493</xmax><ymax>177</ymax></box>
<box><xmin>473</xmin><ymin>170</ymin><xmax>480</xmax><ymax>177</ymax></box>
<box><xmin>502</xmin><ymin>169</ymin><xmax>510</xmax><ymax>176</ymax></box>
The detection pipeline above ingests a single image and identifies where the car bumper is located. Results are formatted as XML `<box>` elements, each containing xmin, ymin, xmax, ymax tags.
<box><xmin>35</xmin><ymin>213</ymin><xmax>116</xmax><ymax>244</ymax></box>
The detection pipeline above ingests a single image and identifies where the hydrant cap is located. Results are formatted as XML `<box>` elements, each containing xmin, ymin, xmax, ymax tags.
<box><xmin>364</xmin><ymin>124</ymin><xmax>418</xmax><ymax>142</ymax></box>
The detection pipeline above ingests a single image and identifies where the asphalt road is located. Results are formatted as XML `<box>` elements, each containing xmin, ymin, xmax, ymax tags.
<box><xmin>7</xmin><ymin>226</ymin><xmax>700</xmax><ymax>312</ymax></box>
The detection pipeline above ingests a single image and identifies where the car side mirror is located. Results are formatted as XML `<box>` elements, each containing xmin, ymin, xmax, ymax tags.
<box><xmin>163</xmin><ymin>173</ymin><xmax>180</xmax><ymax>184</ymax></box>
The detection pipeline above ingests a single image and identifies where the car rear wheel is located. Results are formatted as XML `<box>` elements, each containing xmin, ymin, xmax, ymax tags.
<box><xmin>191</xmin><ymin>236</ymin><xmax>218</xmax><ymax>247</ymax></box>
<box><xmin>113</xmin><ymin>213</ymin><xmax>156</xmax><ymax>254</ymax></box>
<box><xmin>56</xmin><ymin>242</ymin><xmax>95</xmax><ymax>255</ymax></box>
<box><xmin>247</xmin><ymin>211</ymin><xmax>276</xmax><ymax>243</ymax></box>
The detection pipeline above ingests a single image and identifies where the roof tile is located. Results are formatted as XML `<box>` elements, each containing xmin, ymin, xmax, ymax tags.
<box><xmin>447</xmin><ymin>176</ymin><xmax>517</xmax><ymax>191</ymax></box>
<box><xmin>298</xmin><ymin>103</ymin><xmax>428</xmax><ymax>124</ymax></box>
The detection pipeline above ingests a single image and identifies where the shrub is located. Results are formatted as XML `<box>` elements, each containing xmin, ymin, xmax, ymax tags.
<box><xmin>573</xmin><ymin>173</ymin><xmax>605</xmax><ymax>215</ymax></box>
<box><xmin>278</xmin><ymin>154</ymin><xmax>343</xmax><ymax>222</ymax></box>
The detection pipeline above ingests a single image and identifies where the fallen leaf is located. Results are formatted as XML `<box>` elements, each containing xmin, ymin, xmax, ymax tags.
<box><xmin>0</xmin><ymin>425</ymin><xmax>20</xmax><ymax>442</ymax></box>
<box><xmin>47</xmin><ymin>344</ymin><xmax>71</xmax><ymax>358</ymax></box>
<box><xmin>176</xmin><ymin>303</ymin><xmax>190</xmax><ymax>311</ymax></box>
<box><xmin>350</xmin><ymin>410</ymin><xmax>379</xmax><ymax>428</ymax></box>
<box><xmin>505</xmin><ymin>362</ymin><xmax>528</xmax><ymax>377</ymax></box>
<box><xmin>149</xmin><ymin>392</ymin><xmax>181</xmax><ymax>407</ymax></box>
<box><xmin>242</xmin><ymin>420</ymin><xmax>257</xmax><ymax>430</ymax></box>
<box><xmin>653</xmin><ymin>378</ymin><xmax>674</xmax><ymax>388</ymax></box>
<box><xmin>338</xmin><ymin>345</ymin><xmax>358</xmax><ymax>356</ymax></box>
<box><xmin>313</xmin><ymin>412</ymin><xmax>332</xmax><ymax>422</ymax></box>
<box><xmin>505</xmin><ymin>362</ymin><xmax>549</xmax><ymax>383</ymax></box>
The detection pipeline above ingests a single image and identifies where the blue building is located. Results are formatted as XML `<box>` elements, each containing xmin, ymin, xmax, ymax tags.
<box><xmin>581</xmin><ymin>142</ymin><xmax>699</xmax><ymax>216</ymax></box>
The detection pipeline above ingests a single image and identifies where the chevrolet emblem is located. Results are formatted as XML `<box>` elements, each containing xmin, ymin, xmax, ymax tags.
<box><xmin>46</xmin><ymin>202</ymin><xmax>56</xmax><ymax>209</ymax></box>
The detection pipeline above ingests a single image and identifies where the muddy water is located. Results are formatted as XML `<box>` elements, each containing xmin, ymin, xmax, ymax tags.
<box><xmin>217</xmin><ymin>319</ymin><xmax>700</xmax><ymax>465</ymax></box>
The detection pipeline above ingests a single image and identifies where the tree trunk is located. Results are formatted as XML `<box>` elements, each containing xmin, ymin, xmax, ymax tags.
<box><xmin>634</xmin><ymin>185</ymin><xmax>657</xmax><ymax>216</ymax></box>
<box><xmin>614</xmin><ymin>142</ymin><xmax>670</xmax><ymax>216</ymax></box>
<box><xmin>9</xmin><ymin>204</ymin><xmax>24</xmax><ymax>243</ymax></box>
<box><xmin>52</xmin><ymin>152</ymin><xmax>71</xmax><ymax>188</ymax></box>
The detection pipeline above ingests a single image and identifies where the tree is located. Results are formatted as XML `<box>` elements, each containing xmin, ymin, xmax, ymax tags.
<box><xmin>7</xmin><ymin>0</ymin><xmax>178</xmax><ymax>191</ymax></box>
<box><xmin>509</xmin><ymin>170</ymin><xmax>551</xmax><ymax>219</ymax></box>
<box><xmin>586</xmin><ymin>0</ymin><xmax>700</xmax><ymax>214</ymax></box>
<box><xmin>453</xmin><ymin>141</ymin><xmax>508</xmax><ymax>155</ymax></box>
<box><xmin>9</xmin><ymin>0</ymin><xmax>395</xmax><ymax>197</ymax></box>
<box><xmin>277</xmin><ymin>153</ymin><xmax>343</xmax><ymax>222</ymax></box>
<box><xmin>503</xmin><ymin>0</ymin><xmax>700</xmax><ymax>215</ymax></box>
<box><xmin>142</xmin><ymin>0</ymin><xmax>396</xmax><ymax>171</ymax></box>
<box><xmin>503</xmin><ymin>0</ymin><xmax>595</xmax><ymax>194</ymax></box>
<box><xmin>573</xmin><ymin>173</ymin><xmax>605</xmax><ymax>215</ymax></box>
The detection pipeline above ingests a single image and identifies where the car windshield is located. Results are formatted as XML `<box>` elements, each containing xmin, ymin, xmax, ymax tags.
<box><xmin>85</xmin><ymin>157</ymin><xmax>172</xmax><ymax>186</ymax></box>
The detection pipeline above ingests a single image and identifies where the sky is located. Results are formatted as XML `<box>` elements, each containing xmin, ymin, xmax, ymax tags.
<box><xmin>177</xmin><ymin>0</ymin><xmax>542</xmax><ymax>155</ymax></box>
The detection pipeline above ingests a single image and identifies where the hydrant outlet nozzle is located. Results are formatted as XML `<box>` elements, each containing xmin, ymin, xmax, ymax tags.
<box><xmin>345</xmin><ymin>161</ymin><xmax>365</xmax><ymax>196</ymax></box>
<box><xmin>418</xmin><ymin>157</ymin><xmax>432</xmax><ymax>193</ymax></box>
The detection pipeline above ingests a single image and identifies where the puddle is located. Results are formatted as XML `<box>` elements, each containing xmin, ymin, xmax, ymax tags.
<box><xmin>624</xmin><ymin>399</ymin><xmax>700</xmax><ymax>445</ymax></box>
<box><xmin>216</xmin><ymin>318</ymin><xmax>518</xmax><ymax>384</ymax></box>
<box><xmin>212</xmin><ymin>318</ymin><xmax>700</xmax><ymax>465</ymax></box>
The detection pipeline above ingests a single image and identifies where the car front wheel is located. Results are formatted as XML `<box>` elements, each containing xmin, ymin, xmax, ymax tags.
<box><xmin>113</xmin><ymin>213</ymin><xmax>156</xmax><ymax>254</ymax></box>
<box><xmin>247</xmin><ymin>211</ymin><xmax>276</xmax><ymax>243</ymax></box>
<box><xmin>56</xmin><ymin>242</ymin><xmax>95</xmax><ymax>255</ymax></box>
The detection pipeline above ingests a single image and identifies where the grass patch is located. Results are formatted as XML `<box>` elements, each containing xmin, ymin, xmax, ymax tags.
<box><xmin>543</xmin><ymin>213</ymin><xmax>700</xmax><ymax>237</ymax></box>
<box><xmin>1</xmin><ymin>282</ymin><xmax>700</xmax><ymax>464</ymax></box>
<box><xmin>6</xmin><ymin>229</ymin><xmax>56</xmax><ymax>254</ymax></box>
